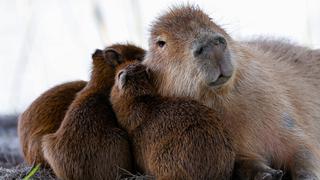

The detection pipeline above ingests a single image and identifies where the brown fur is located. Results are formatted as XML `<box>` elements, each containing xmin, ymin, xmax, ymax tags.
<box><xmin>41</xmin><ymin>48</ymin><xmax>134</xmax><ymax>180</ymax></box>
<box><xmin>18</xmin><ymin>43</ymin><xmax>145</xmax><ymax>167</ymax></box>
<box><xmin>110</xmin><ymin>62</ymin><xmax>235</xmax><ymax>180</ymax></box>
<box><xmin>143</xmin><ymin>5</ymin><xmax>320</xmax><ymax>180</ymax></box>
<box><xmin>18</xmin><ymin>81</ymin><xmax>86</xmax><ymax>165</ymax></box>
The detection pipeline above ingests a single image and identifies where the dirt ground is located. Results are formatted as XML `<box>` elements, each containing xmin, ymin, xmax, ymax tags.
<box><xmin>0</xmin><ymin>115</ymin><xmax>56</xmax><ymax>180</ymax></box>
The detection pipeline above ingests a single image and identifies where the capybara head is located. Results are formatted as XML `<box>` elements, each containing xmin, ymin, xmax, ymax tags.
<box><xmin>92</xmin><ymin>43</ymin><xmax>146</xmax><ymax>67</ymax></box>
<box><xmin>92</xmin><ymin>48</ymin><xmax>120</xmax><ymax>66</ymax></box>
<box><xmin>90</xmin><ymin>44</ymin><xmax>146</xmax><ymax>87</ymax></box>
<box><xmin>109</xmin><ymin>43</ymin><xmax>146</xmax><ymax>62</ymax></box>
<box><xmin>111</xmin><ymin>63</ymin><xmax>155</xmax><ymax>101</ymax></box>
<box><xmin>143</xmin><ymin>6</ymin><xmax>236</xmax><ymax>98</ymax></box>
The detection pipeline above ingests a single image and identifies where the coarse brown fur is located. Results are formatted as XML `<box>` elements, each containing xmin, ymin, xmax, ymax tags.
<box><xmin>41</xmin><ymin>48</ymin><xmax>135</xmax><ymax>180</ymax></box>
<box><xmin>18</xmin><ymin>43</ymin><xmax>145</xmax><ymax>167</ymax></box>
<box><xmin>18</xmin><ymin>81</ymin><xmax>86</xmax><ymax>166</ymax></box>
<box><xmin>143</xmin><ymin>5</ymin><xmax>320</xmax><ymax>180</ymax></box>
<box><xmin>110</xmin><ymin>62</ymin><xmax>235</xmax><ymax>180</ymax></box>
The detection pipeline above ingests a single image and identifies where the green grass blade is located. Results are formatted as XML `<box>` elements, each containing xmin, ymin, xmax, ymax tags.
<box><xmin>23</xmin><ymin>163</ymin><xmax>41</xmax><ymax>180</ymax></box>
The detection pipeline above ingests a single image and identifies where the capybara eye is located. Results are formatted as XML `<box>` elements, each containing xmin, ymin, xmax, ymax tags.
<box><xmin>156</xmin><ymin>40</ymin><xmax>166</xmax><ymax>48</ymax></box>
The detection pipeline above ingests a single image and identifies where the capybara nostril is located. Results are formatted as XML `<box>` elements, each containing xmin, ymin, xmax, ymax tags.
<box><xmin>213</xmin><ymin>35</ymin><xmax>227</xmax><ymax>49</ymax></box>
<box><xmin>194</xmin><ymin>46</ymin><xmax>204</xmax><ymax>57</ymax></box>
<box><xmin>193</xmin><ymin>34</ymin><xmax>227</xmax><ymax>59</ymax></box>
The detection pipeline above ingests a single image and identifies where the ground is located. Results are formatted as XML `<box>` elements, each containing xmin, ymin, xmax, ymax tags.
<box><xmin>0</xmin><ymin>115</ymin><xmax>56</xmax><ymax>179</ymax></box>
<box><xmin>0</xmin><ymin>115</ymin><xmax>150</xmax><ymax>180</ymax></box>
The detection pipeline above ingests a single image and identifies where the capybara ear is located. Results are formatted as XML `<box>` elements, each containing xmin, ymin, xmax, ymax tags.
<box><xmin>104</xmin><ymin>48</ymin><xmax>124</xmax><ymax>67</ymax></box>
<box><xmin>117</xmin><ymin>69</ymin><xmax>127</xmax><ymax>90</ymax></box>
<box><xmin>92</xmin><ymin>49</ymin><xmax>103</xmax><ymax>59</ymax></box>
<box><xmin>133</xmin><ymin>50</ymin><xmax>146</xmax><ymax>61</ymax></box>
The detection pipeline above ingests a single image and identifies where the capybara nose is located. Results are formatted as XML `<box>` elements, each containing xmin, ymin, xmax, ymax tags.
<box><xmin>193</xmin><ymin>34</ymin><xmax>227</xmax><ymax>59</ymax></box>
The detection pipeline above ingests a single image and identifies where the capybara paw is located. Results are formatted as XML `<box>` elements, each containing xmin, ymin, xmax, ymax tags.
<box><xmin>104</xmin><ymin>48</ymin><xmax>123</xmax><ymax>67</ymax></box>
<box><xmin>254</xmin><ymin>169</ymin><xmax>283</xmax><ymax>180</ymax></box>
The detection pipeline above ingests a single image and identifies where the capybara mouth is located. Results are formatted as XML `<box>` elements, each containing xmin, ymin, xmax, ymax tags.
<box><xmin>208</xmin><ymin>74</ymin><xmax>231</xmax><ymax>87</ymax></box>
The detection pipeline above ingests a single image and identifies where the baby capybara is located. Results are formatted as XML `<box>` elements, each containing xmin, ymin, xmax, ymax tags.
<box><xmin>42</xmin><ymin>48</ymin><xmax>132</xmax><ymax>180</ymax></box>
<box><xmin>110</xmin><ymin>62</ymin><xmax>235</xmax><ymax>180</ymax></box>
<box><xmin>18</xmin><ymin>44</ymin><xmax>145</xmax><ymax>166</ymax></box>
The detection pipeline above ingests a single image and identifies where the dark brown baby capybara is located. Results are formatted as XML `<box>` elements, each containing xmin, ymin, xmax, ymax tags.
<box><xmin>143</xmin><ymin>5</ymin><xmax>320</xmax><ymax>179</ymax></box>
<box><xmin>110</xmin><ymin>62</ymin><xmax>235</xmax><ymax>180</ymax></box>
<box><xmin>18</xmin><ymin>44</ymin><xmax>145</xmax><ymax>166</ymax></box>
<box><xmin>41</xmin><ymin>48</ymin><xmax>134</xmax><ymax>180</ymax></box>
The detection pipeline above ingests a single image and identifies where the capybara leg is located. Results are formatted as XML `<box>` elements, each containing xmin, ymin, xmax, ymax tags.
<box><xmin>290</xmin><ymin>147</ymin><xmax>320</xmax><ymax>180</ymax></box>
<box><xmin>234</xmin><ymin>159</ymin><xmax>283</xmax><ymax>180</ymax></box>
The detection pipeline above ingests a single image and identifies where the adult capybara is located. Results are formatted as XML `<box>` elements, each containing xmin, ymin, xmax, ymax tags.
<box><xmin>143</xmin><ymin>5</ymin><xmax>320</xmax><ymax>180</ymax></box>
<box><xmin>18</xmin><ymin>44</ymin><xmax>145</xmax><ymax>166</ymax></box>
<box><xmin>110</xmin><ymin>62</ymin><xmax>235</xmax><ymax>180</ymax></box>
<box><xmin>42</xmin><ymin>48</ymin><xmax>132</xmax><ymax>180</ymax></box>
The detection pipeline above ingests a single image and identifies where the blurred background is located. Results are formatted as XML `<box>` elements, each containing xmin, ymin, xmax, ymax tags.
<box><xmin>1</xmin><ymin>0</ymin><xmax>320</xmax><ymax>115</ymax></box>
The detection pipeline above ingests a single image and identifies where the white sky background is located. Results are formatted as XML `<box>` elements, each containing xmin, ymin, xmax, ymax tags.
<box><xmin>0</xmin><ymin>0</ymin><xmax>320</xmax><ymax>114</ymax></box>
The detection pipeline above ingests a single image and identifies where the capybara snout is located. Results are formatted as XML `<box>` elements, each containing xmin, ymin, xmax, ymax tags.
<box><xmin>193</xmin><ymin>33</ymin><xmax>227</xmax><ymax>59</ymax></box>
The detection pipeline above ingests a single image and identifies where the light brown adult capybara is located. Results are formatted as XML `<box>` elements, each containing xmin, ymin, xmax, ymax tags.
<box><xmin>18</xmin><ymin>44</ymin><xmax>145</xmax><ymax>166</ymax></box>
<box><xmin>42</xmin><ymin>48</ymin><xmax>133</xmax><ymax>180</ymax></box>
<box><xmin>110</xmin><ymin>62</ymin><xmax>235</xmax><ymax>180</ymax></box>
<box><xmin>143</xmin><ymin>5</ymin><xmax>320</xmax><ymax>180</ymax></box>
